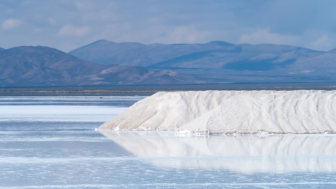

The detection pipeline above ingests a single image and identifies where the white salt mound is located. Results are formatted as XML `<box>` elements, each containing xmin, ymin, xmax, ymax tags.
<box><xmin>99</xmin><ymin>90</ymin><xmax>336</xmax><ymax>134</ymax></box>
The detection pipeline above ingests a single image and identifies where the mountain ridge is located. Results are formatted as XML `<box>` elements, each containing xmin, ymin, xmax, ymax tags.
<box><xmin>69</xmin><ymin>40</ymin><xmax>326</xmax><ymax>70</ymax></box>
<box><xmin>69</xmin><ymin>40</ymin><xmax>336</xmax><ymax>82</ymax></box>
<box><xmin>0</xmin><ymin>46</ymin><xmax>204</xmax><ymax>87</ymax></box>
<box><xmin>69</xmin><ymin>40</ymin><xmax>240</xmax><ymax>66</ymax></box>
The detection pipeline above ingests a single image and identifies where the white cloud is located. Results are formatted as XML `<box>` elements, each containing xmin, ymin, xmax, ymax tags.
<box><xmin>2</xmin><ymin>19</ymin><xmax>21</xmax><ymax>30</ymax></box>
<box><xmin>75</xmin><ymin>1</ymin><xmax>91</xmax><ymax>10</ymax></box>
<box><xmin>145</xmin><ymin>25</ymin><xmax>212</xmax><ymax>44</ymax></box>
<box><xmin>99</xmin><ymin>24</ymin><xmax>214</xmax><ymax>45</ymax></box>
<box><xmin>308</xmin><ymin>35</ymin><xmax>333</xmax><ymax>51</ymax></box>
<box><xmin>48</xmin><ymin>18</ymin><xmax>55</xmax><ymax>25</ymax></box>
<box><xmin>165</xmin><ymin>26</ymin><xmax>211</xmax><ymax>43</ymax></box>
<box><xmin>2</xmin><ymin>1</ymin><xmax>336</xmax><ymax>52</ymax></box>
<box><xmin>238</xmin><ymin>28</ymin><xmax>299</xmax><ymax>45</ymax></box>
<box><xmin>58</xmin><ymin>24</ymin><xmax>90</xmax><ymax>37</ymax></box>
<box><xmin>33</xmin><ymin>28</ymin><xmax>43</xmax><ymax>33</ymax></box>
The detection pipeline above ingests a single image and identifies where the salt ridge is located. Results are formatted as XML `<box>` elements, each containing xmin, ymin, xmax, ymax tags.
<box><xmin>99</xmin><ymin>90</ymin><xmax>336</xmax><ymax>134</ymax></box>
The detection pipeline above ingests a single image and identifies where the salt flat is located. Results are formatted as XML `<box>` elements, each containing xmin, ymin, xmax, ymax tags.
<box><xmin>3</xmin><ymin>94</ymin><xmax>336</xmax><ymax>188</ymax></box>
<box><xmin>0</xmin><ymin>105</ymin><xmax>126</xmax><ymax>122</ymax></box>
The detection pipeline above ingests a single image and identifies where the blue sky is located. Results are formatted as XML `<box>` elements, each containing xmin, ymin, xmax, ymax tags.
<box><xmin>1</xmin><ymin>0</ymin><xmax>336</xmax><ymax>52</ymax></box>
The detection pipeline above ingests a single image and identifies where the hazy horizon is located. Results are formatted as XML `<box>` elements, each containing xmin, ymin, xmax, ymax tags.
<box><xmin>1</xmin><ymin>0</ymin><xmax>336</xmax><ymax>52</ymax></box>
<box><xmin>2</xmin><ymin>39</ymin><xmax>334</xmax><ymax>53</ymax></box>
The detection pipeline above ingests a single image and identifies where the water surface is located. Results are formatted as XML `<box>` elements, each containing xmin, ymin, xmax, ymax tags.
<box><xmin>1</xmin><ymin>96</ymin><xmax>336</xmax><ymax>189</ymax></box>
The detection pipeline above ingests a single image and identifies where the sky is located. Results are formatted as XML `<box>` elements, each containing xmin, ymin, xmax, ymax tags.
<box><xmin>1</xmin><ymin>0</ymin><xmax>336</xmax><ymax>52</ymax></box>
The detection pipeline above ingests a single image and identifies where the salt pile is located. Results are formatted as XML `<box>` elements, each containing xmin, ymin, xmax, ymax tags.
<box><xmin>99</xmin><ymin>90</ymin><xmax>336</xmax><ymax>134</ymax></box>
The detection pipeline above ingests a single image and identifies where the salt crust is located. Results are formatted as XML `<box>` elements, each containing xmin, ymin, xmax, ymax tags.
<box><xmin>99</xmin><ymin>90</ymin><xmax>336</xmax><ymax>134</ymax></box>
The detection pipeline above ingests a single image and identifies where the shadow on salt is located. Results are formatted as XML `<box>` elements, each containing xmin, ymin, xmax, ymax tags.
<box><xmin>100</xmin><ymin>131</ymin><xmax>336</xmax><ymax>174</ymax></box>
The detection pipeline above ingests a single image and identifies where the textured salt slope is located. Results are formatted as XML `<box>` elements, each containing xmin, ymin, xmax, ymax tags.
<box><xmin>101</xmin><ymin>132</ymin><xmax>336</xmax><ymax>173</ymax></box>
<box><xmin>99</xmin><ymin>90</ymin><xmax>336</xmax><ymax>134</ymax></box>
<box><xmin>100</xmin><ymin>91</ymin><xmax>233</xmax><ymax>130</ymax></box>
<box><xmin>182</xmin><ymin>93</ymin><xmax>336</xmax><ymax>134</ymax></box>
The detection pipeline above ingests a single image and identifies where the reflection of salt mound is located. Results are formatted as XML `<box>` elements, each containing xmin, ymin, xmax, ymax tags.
<box><xmin>101</xmin><ymin>131</ymin><xmax>336</xmax><ymax>173</ymax></box>
<box><xmin>99</xmin><ymin>90</ymin><xmax>336</xmax><ymax>134</ymax></box>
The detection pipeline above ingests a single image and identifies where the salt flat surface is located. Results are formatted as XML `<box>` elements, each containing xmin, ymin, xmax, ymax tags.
<box><xmin>0</xmin><ymin>105</ymin><xmax>126</xmax><ymax>122</ymax></box>
<box><xmin>2</xmin><ymin>95</ymin><xmax>336</xmax><ymax>188</ymax></box>
<box><xmin>100</xmin><ymin>90</ymin><xmax>336</xmax><ymax>134</ymax></box>
<box><xmin>0</xmin><ymin>95</ymin><xmax>146</xmax><ymax>106</ymax></box>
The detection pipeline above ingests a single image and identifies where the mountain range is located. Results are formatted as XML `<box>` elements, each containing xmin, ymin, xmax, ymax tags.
<box><xmin>69</xmin><ymin>40</ymin><xmax>322</xmax><ymax>70</ymax></box>
<box><xmin>69</xmin><ymin>40</ymin><xmax>336</xmax><ymax>82</ymax></box>
<box><xmin>2</xmin><ymin>40</ymin><xmax>336</xmax><ymax>87</ymax></box>
<box><xmin>0</xmin><ymin>46</ymin><xmax>203</xmax><ymax>87</ymax></box>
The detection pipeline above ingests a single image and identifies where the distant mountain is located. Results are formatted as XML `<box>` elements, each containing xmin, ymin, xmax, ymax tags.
<box><xmin>0</xmin><ymin>47</ymin><xmax>4</xmax><ymax>52</ymax></box>
<box><xmin>69</xmin><ymin>40</ymin><xmax>146</xmax><ymax>66</ymax></box>
<box><xmin>69</xmin><ymin>40</ymin><xmax>324</xmax><ymax>70</ymax></box>
<box><xmin>288</xmin><ymin>52</ymin><xmax>336</xmax><ymax>75</ymax></box>
<box><xmin>69</xmin><ymin>40</ymin><xmax>237</xmax><ymax>67</ymax></box>
<box><xmin>328</xmin><ymin>48</ymin><xmax>336</xmax><ymax>53</ymax></box>
<box><xmin>0</xmin><ymin>46</ymin><xmax>204</xmax><ymax>87</ymax></box>
<box><xmin>69</xmin><ymin>40</ymin><xmax>336</xmax><ymax>82</ymax></box>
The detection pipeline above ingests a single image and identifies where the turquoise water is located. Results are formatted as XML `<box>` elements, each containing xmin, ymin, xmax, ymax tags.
<box><xmin>1</xmin><ymin>96</ymin><xmax>336</xmax><ymax>189</ymax></box>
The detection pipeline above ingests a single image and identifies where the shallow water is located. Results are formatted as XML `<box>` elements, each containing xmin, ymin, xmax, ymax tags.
<box><xmin>1</xmin><ymin>96</ymin><xmax>336</xmax><ymax>188</ymax></box>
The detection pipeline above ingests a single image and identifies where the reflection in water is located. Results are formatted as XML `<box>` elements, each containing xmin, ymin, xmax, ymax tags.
<box><xmin>101</xmin><ymin>131</ymin><xmax>336</xmax><ymax>173</ymax></box>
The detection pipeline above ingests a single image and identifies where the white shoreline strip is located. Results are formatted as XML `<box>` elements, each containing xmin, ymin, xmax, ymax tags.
<box><xmin>2</xmin><ymin>182</ymin><xmax>336</xmax><ymax>188</ymax></box>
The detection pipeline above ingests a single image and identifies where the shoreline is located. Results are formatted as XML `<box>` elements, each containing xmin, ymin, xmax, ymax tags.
<box><xmin>2</xmin><ymin>82</ymin><xmax>336</xmax><ymax>94</ymax></box>
<box><xmin>0</xmin><ymin>90</ymin><xmax>158</xmax><ymax>95</ymax></box>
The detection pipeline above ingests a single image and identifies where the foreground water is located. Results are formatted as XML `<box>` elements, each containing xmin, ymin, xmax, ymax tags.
<box><xmin>1</xmin><ymin>96</ymin><xmax>336</xmax><ymax>188</ymax></box>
